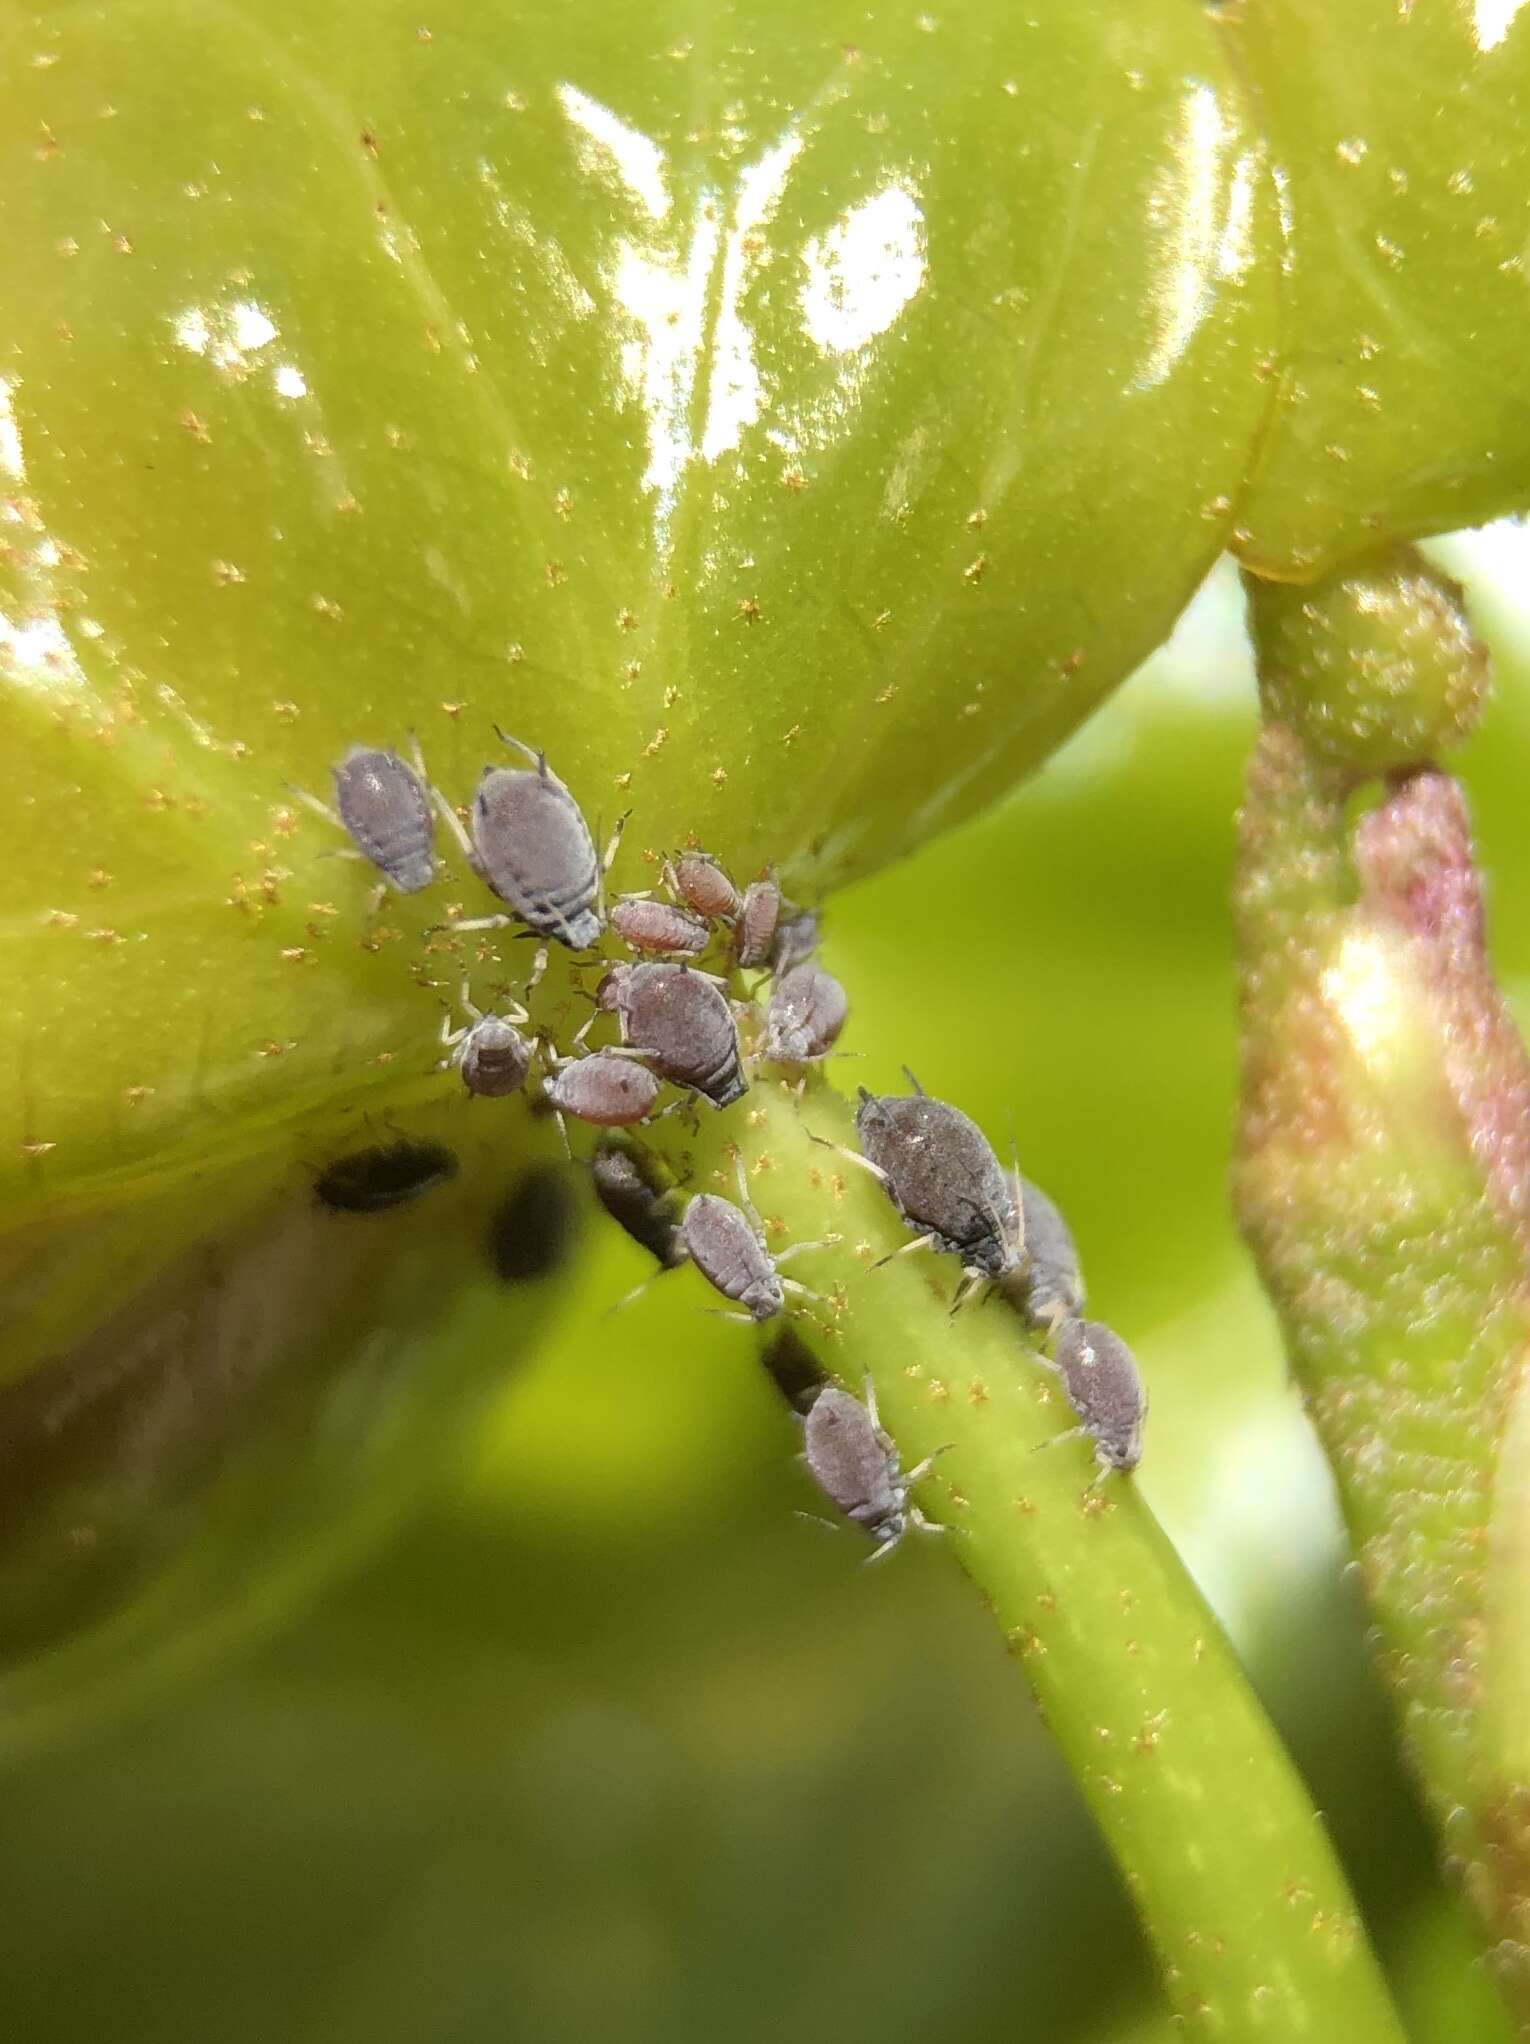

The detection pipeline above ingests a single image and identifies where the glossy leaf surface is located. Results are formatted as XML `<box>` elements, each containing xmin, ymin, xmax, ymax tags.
<box><xmin>0</xmin><ymin>0</ymin><xmax>1273</xmax><ymax>1209</ymax></box>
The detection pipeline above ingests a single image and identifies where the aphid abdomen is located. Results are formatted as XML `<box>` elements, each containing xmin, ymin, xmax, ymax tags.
<box><xmin>333</xmin><ymin>746</ymin><xmax>436</xmax><ymax>893</ymax></box>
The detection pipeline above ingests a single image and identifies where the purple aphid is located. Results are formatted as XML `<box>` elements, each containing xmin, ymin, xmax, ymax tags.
<box><xmin>328</xmin><ymin>742</ymin><xmax>436</xmax><ymax>893</ymax></box>
<box><xmin>444</xmin><ymin>734</ymin><xmax>615</xmax><ymax>951</ymax></box>
<box><xmin>599</xmin><ymin>962</ymin><xmax>747</xmax><ymax>1110</ymax></box>
<box><xmin>734</xmin><ymin>875</ymin><xmax>782</xmax><ymax>969</ymax></box>
<box><xmin>1048</xmin><ymin>1317</ymin><xmax>1146</xmax><ymax>1478</ymax></box>
<box><xmin>544</xmin><ymin>1051</ymin><xmax>662</xmax><ymax>1129</ymax></box>
<box><xmin>669</xmin><ymin>851</ymin><xmax>740</xmax><ymax>920</ymax></box>
<box><xmin>764</xmin><ymin>963</ymin><xmax>848</xmax><ymax>1065</ymax></box>
<box><xmin>855</xmin><ymin>1079</ymin><xmax>1022</xmax><ymax>1288</ymax></box>
<box><xmin>801</xmin><ymin>1378</ymin><xmax>941</xmax><ymax>1561</ymax></box>
<box><xmin>610</xmin><ymin>896</ymin><xmax>711</xmax><ymax>958</ymax></box>
<box><xmin>439</xmin><ymin>983</ymin><xmax>533</xmax><ymax>1098</ymax></box>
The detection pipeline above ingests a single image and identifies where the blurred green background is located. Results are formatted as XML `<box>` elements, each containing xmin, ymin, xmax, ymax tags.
<box><xmin>4</xmin><ymin>536</ymin><xmax>1530</xmax><ymax>2044</ymax></box>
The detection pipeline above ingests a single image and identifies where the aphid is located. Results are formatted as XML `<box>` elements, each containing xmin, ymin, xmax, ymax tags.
<box><xmin>487</xmin><ymin>1164</ymin><xmax>582</xmax><ymax>1284</ymax></box>
<box><xmin>770</xmin><ymin>907</ymin><xmax>821</xmax><ymax>973</ymax></box>
<box><xmin>315</xmin><ymin>1140</ymin><xmax>457</xmax><ymax>1213</ymax></box>
<box><xmin>591</xmin><ymin>1142</ymin><xmax>684</xmax><ymax>1268</ymax></box>
<box><xmin>1001</xmin><ymin>1174</ymin><xmax>1085</xmax><ymax>1331</ymax></box>
<box><xmin>801</xmin><ymin>1378</ymin><xmax>942</xmax><ymax>1561</ymax></box>
<box><xmin>544</xmin><ymin>1050</ymin><xmax>662</xmax><ymax>1132</ymax></box>
<box><xmin>1047</xmin><ymin>1317</ymin><xmax>1146</xmax><ymax>1478</ymax></box>
<box><xmin>609</xmin><ymin>895</ymin><xmax>711</xmax><ymax>958</ymax></box>
<box><xmin>294</xmin><ymin>741</ymin><xmax>436</xmax><ymax>895</ymax></box>
<box><xmin>438</xmin><ymin>981</ymin><xmax>533</xmax><ymax>1098</ymax></box>
<box><xmin>854</xmin><ymin>1077</ymin><xmax>1022</xmax><ymax>1299</ymax></box>
<box><xmin>764</xmin><ymin>963</ymin><xmax>848</xmax><ymax>1065</ymax></box>
<box><xmin>678</xmin><ymin>1166</ymin><xmax>825</xmax><ymax>1322</ymax></box>
<box><xmin>444</xmin><ymin>732</ymin><xmax>617</xmax><ymax>950</ymax></box>
<box><xmin>669</xmin><ymin>851</ymin><xmax>740</xmax><ymax>919</ymax></box>
<box><xmin>735</xmin><ymin>874</ymin><xmax>782</xmax><ymax>968</ymax></box>
<box><xmin>598</xmin><ymin>962</ymin><xmax>747</xmax><ymax>1109</ymax></box>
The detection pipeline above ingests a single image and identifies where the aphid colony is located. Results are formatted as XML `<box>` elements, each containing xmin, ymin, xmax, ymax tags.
<box><xmin>314</xmin><ymin>733</ymin><xmax>1144</xmax><ymax>1554</ymax></box>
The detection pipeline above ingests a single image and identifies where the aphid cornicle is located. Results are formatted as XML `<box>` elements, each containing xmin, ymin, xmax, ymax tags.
<box><xmin>765</xmin><ymin>963</ymin><xmax>848</xmax><ymax>1065</ymax></box>
<box><xmin>1000</xmin><ymin>1173</ymin><xmax>1085</xmax><ymax>1331</ymax></box>
<box><xmin>1048</xmin><ymin>1317</ymin><xmax>1146</xmax><ymax>1478</ymax></box>
<box><xmin>801</xmin><ymin>1379</ymin><xmax>941</xmax><ymax>1561</ymax></box>
<box><xmin>439</xmin><ymin>983</ymin><xmax>533</xmax><ymax>1098</ymax></box>
<box><xmin>544</xmin><ymin>1051</ymin><xmax>662</xmax><ymax>1130</ymax></box>
<box><xmin>330</xmin><ymin>743</ymin><xmax>436</xmax><ymax>893</ymax></box>
<box><xmin>669</xmin><ymin>851</ymin><xmax>740</xmax><ymax>920</ymax></box>
<box><xmin>591</xmin><ymin>1143</ymin><xmax>684</xmax><ymax>1268</ymax></box>
<box><xmin>444</xmin><ymin>734</ymin><xmax>610</xmax><ymax>950</ymax></box>
<box><xmin>599</xmin><ymin>962</ymin><xmax>747</xmax><ymax>1109</ymax></box>
<box><xmin>609</xmin><ymin>896</ymin><xmax>711</xmax><ymax>959</ymax></box>
<box><xmin>735</xmin><ymin>875</ymin><xmax>782</xmax><ymax>969</ymax></box>
<box><xmin>855</xmin><ymin>1080</ymin><xmax>1022</xmax><ymax>1290</ymax></box>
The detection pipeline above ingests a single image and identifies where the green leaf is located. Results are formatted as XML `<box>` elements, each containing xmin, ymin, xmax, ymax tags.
<box><xmin>0</xmin><ymin>0</ymin><xmax>1274</xmax><ymax>1211</ymax></box>
<box><xmin>1227</xmin><ymin>0</ymin><xmax>1530</xmax><ymax>576</ymax></box>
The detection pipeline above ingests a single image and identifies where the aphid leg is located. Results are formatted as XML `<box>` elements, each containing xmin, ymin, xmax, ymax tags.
<box><xmin>548</xmin><ymin>1106</ymin><xmax>573</xmax><ymax>1160</ymax></box>
<box><xmin>871</xmin><ymin>1231</ymin><xmax>938</xmax><ymax>1271</ymax></box>
<box><xmin>287</xmin><ymin>781</ymin><xmax>344</xmax><ymax>830</ymax></box>
<box><xmin>862</xmin><ymin>1372</ymin><xmax>883</xmax><ymax>1431</ymax></box>
<box><xmin>862</xmin><ymin>1533</ymin><xmax>902</xmax><ymax>1567</ymax></box>
<box><xmin>907</xmin><ymin>1505</ymin><xmax>949</xmax><ymax>1538</ymax></box>
<box><xmin>426</xmin><ymin>782</ymin><xmax>476</xmax><ymax>862</ymax></box>
<box><xmin>598</xmin><ymin>810</ymin><xmax>630</xmax><ymax>883</ymax></box>
<box><xmin>773</xmin><ymin>1236</ymin><xmax>838</xmax><ymax>1266</ymax></box>
<box><xmin>904</xmin><ymin>1443</ymin><xmax>954</xmax><ymax>1485</ymax></box>
<box><xmin>730</xmin><ymin>1150</ymin><xmax>766</xmax><ymax>1234</ymax></box>
<box><xmin>703</xmin><ymin>1307</ymin><xmax>766</xmax><ymax>1328</ymax></box>
<box><xmin>947</xmin><ymin>1269</ymin><xmax>991</xmax><ymax>1316</ymax></box>
<box><xmin>522</xmin><ymin>943</ymin><xmax>550</xmax><ymax>999</ymax></box>
<box><xmin>805</xmin><ymin>1130</ymin><xmax>891</xmax><ymax>1188</ymax></box>
<box><xmin>1031</xmin><ymin>1425</ymin><xmax>1087</xmax><ymax>1456</ymax></box>
<box><xmin>363</xmin><ymin>880</ymin><xmax>389</xmax><ymax>921</ymax></box>
<box><xmin>439</xmin><ymin>912</ymin><xmax>517</xmax><ymax>936</ymax></box>
<box><xmin>780</xmin><ymin>1277</ymin><xmax>826</xmax><ymax>1306</ymax></box>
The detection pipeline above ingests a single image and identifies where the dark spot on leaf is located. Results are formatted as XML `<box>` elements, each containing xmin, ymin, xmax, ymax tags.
<box><xmin>315</xmin><ymin>1141</ymin><xmax>457</xmax><ymax>1214</ymax></box>
<box><xmin>486</xmin><ymin>1164</ymin><xmax>581</xmax><ymax>1284</ymax></box>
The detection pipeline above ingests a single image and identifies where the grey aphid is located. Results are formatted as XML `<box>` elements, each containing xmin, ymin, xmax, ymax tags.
<box><xmin>600</xmin><ymin>962</ymin><xmax>747</xmax><ymax>1109</ymax></box>
<box><xmin>591</xmin><ymin>1143</ymin><xmax>684</xmax><ymax>1267</ymax></box>
<box><xmin>770</xmin><ymin>907</ymin><xmax>821</xmax><ymax>973</ymax></box>
<box><xmin>1049</xmin><ymin>1317</ymin><xmax>1146</xmax><ymax>1477</ymax></box>
<box><xmin>735</xmin><ymin>875</ymin><xmax>782</xmax><ymax>969</ymax></box>
<box><xmin>669</xmin><ymin>851</ymin><xmax>740</xmax><ymax>919</ymax></box>
<box><xmin>610</xmin><ymin>895</ymin><xmax>711</xmax><ymax>958</ymax></box>
<box><xmin>439</xmin><ymin>984</ymin><xmax>533</xmax><ymax>1098</ymax></box>
<box><xmin>765</xmin><ymin>963</ymin><xmax>847</xmax><ymax>1065</ymax></box>
<box><xmin>331</xmin><ymin>743</ymin><xmax>436</xmax><ymax>893</ymax></box>
<box><xmin>449</xmin><ymin>733</ymin><xmax>611</xmax><ymax>950</ymax></box>
<box><xmin>801</xmin><ymin>1378</ymin><xmax>941</xmax><ymax>1561</ymax></box>
<box><xmin>680</xmin><ymin>1193</ymin><xmax>785</xmax><ymax>1320</ymax></box>
<box><xmin>544</xmin><ymin>1051</ymin><xmax>662</xmax><ymax>1129</ymax></box>
<box><xmin>855</xmin><ymin>1080</ymin><xmax>1021</xmax><ymax>1287</ymax></box>
<box><xmin>1000</xmin><ymin>1173</ymin><xmax>1085</xmax><ymax>1331</ymax></box>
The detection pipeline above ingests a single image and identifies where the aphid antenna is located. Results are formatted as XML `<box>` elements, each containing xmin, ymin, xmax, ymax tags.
<box><xmin>804</xmin><ymin>1126</ymin><xmax>891</xmax><ymax>1188</ymax></box>
<box><xmin>491</xmin><ymin>726</ymin><xmax>547</xmax><ymax>774</ymax></box>
<box><xmin>772</xmin><ymin>1234</ymin><xmax>839</xmax><ymax>1266</ymax></box>
<box><xmin>871</xmin><ymin>1230</ymin><xmax>938</xmax><ymax>1272</ymax></box>
<box><xmin>900</xmin><ymin>1065</ymin><xmax>928</xmax><ymax>1096</ymax></box>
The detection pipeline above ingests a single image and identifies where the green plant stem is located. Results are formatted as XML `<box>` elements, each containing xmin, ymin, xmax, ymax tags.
<box><xmin>638</xmin><ymin>1083</ymin><xmax>1406</xmax><ymax>2042</ymax></box>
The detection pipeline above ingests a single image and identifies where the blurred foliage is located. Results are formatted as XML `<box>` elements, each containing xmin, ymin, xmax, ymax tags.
<box><xmin>5</xmin><ymin>545</ymin><xmax>1530</xmax><ymax>2040</ymax></box>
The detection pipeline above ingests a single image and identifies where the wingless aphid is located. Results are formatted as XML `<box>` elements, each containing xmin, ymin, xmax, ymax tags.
<box><xmin>441</xmin><ymin>732</ymin><xmax>620</xmax><ymax>951</ymax></box>
<box><xmin>609</xmin><ymin>895</ymin><xmax>711</xmax><ymax>959</ymax></box>
<box><xmin>438</xmin><ymin>980</ymin><xmax>534</xmax><ymax>1098</ymax></box>
<box><xmin>294</xmin><ymin>739</ymin><xmax>437</xmax><ymax>899</ymax></box>
<box><xmin>668</xmin><ymin>851</ymin><xmax>740</xmax><ymax>920</ymax></box>
<box><xmin>597</xmin><ymin>962</ymin><xmax>748</xmax><ymax>1109</ymax></box>
<box><xmin>734</xmin><ymin>874</ymin><xmax>782</xmax><ymax>969</ymax></box>
<box><xmin>590</xmin><ymin>1142</ymin><xmax>684</xmax><ymax>1269</ymax></box>
<box><xmin>801</xmin><ymin>1378</ymin><xmax>944</xmax><ymax>1562</ymax></box>
<box><xmin>1000</xmin><ymin>1173</ymin><xmax>1086</xmax><ymax>1333</ymax></box>
<box><xmin>677</xmin><ymin>1158</ymin><xmax>828</xmax><ymax>1323</ymax></box>
<box><xmin>764</xmin><ymin>963</ymin><xmax>848</xmax><ymax>1065</ymax></box>
<box><xmin>543</xmin><ymin>1050</ymin><xmax>663</xmax><ymax>1143</ymax></box>
<box><xmin>1045</xmin><ymin>1317</ymin><xmax>1146</xmax><ymax>1479</ymax></box>
<box><xmin>852</xmin><ymin>1076</ymin><xmax>1023</xmax><ymax>1305</ymax></box>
